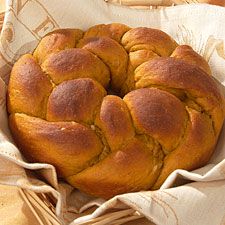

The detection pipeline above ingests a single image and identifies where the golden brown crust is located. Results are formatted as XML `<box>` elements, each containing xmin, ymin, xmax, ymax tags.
<box><xmin>135</xmin><ymin>57</ymin><xmax>224</xmax><ymax>135</ymax></box>
<box><xmin>83</xmin><ymin>23</ymin><xmax>130</xmax><ymax>42</ymax></box>
<box><xmin>33</xmin><ymin>29</ymin><xmax>83</xmax><ymax>63</ymax></box>
<box><xmin>7</xmin><ymin>54</ymin><xmax>53</xmax><ymax>118</ymax></box>
<box><xmin>129</xmin><ymin>50</ymin><xmax>160</xmax><ymax>69</ymax></box>
<box><xmin>135</xmin><ymin>57</ymin><xmax>221</xmax><ymax>102</ymax></box>
<box><xmin>77</xmin><ymin>37</ymin><xmax>128</xmax><ymax>90</ymax></box>
<box><xmin>95</xmin><ymin>95</ymin><xmax>135</xmax><ymax>152</ymax></box>
<box><xmin>152</xmin><ymin>108</ymin><xmax>215</xmax><ymax>189</ymax></box>
<box><xmin>41</xmin><ymin>48</ymin><xmax>110</xmax><ymax>87</ymax></box>
<box><xmin>9</xmin><ymin>113</ymin><xmax>103</xmax><ymax>177</ymax></box>
<box><xmin>121</xmin><ymin>27</ymin><xmax>178</xmax><ymax>56</ymax></box>
<box><xmin>120</xmin><ymin>27</ymin><xmax>178</xmax><ymax>94</ymax></box>
<box><xmin>47</xmin><ymin>78</ymin><xmax>106</xmax><ymax>124</ymax></box>
<box><xmin>7</xmin><ymin>23</ymin><xmax>225</xmax><ymax>199</ymax></box>
<box><xmin>124</xmin><ymin>88</ymin><xmax>188</xmax><ymax>152</ymax></box>
<box><xmin>171</xmin><ymin>45</ymin><xmax>211</xmax><ymax>75</ymax></box>
<box><xmin>68</xmin><ymin>138</ymin><xmax>163</xmax><ymax>199</ymax></box>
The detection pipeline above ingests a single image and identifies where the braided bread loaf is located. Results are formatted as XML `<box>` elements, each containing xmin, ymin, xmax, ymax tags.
<box><xmin>7</xmin><ymin>23</ymin><xmax>225</xmax><ymax>199</ymax></box>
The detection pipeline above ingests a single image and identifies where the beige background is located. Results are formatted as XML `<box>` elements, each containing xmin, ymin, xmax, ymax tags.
<box><xmin>0</xmin><ymin>0</ymin><xmax>5</xmax><ymax>13</ymax></box>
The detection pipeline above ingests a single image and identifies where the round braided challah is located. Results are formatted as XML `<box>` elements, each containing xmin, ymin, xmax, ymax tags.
<box><xmin>7</xmin><ymin>23</ymin><xmax>225</xmax><ymax>199</ymax></box>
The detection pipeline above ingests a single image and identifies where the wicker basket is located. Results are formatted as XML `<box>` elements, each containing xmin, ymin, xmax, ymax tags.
<box><xmin>105</xmin><ymin>0</ymin><xmax>225</xmax><ymax>8</ymax></box>
<box><xmin>0</xmin><ymin>0</ymin><xmax>222</xmax><ymax>225</ymax></box>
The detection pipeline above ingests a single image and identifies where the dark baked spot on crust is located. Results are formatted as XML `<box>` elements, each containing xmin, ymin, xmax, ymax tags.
<box><xmin>47</xmin><ymin>78</ymin><xmax>106</xmax><ymax>124</ymax></box>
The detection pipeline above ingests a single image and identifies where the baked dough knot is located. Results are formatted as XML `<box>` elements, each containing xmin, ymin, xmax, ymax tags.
<box><xmin>7</xmin><ymin>23</ymin><xmax>225</xmax><ymax>199</ymax></box>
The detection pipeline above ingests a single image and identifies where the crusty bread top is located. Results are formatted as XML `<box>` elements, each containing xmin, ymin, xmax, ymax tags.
<box><xmin>7</xmin><ymin>23</ymin><xmax>225</xmax><ymax>199</ymax></box>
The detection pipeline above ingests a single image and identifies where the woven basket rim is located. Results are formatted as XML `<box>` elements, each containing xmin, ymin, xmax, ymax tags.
<box><xmin>104</xmin><ymin>0</ymin><xmax>190</xmax><ymax>7</ymax></box>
